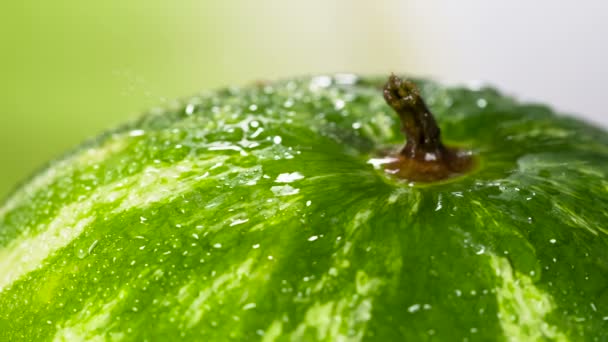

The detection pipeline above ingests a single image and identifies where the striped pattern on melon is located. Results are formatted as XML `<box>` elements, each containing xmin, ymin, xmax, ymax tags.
<box><xmin>1</xmin><ymin>75</ymin><xmax>608</xmax><ymax>341</ymax></box>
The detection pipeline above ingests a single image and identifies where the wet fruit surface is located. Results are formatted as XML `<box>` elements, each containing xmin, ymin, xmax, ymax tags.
<box><xmin>1</xmin><ymin>75</ymin><xmax>607</xmax><ymax>341</ymax></box>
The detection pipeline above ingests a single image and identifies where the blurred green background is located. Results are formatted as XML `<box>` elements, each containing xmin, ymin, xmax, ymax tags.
<box><xmin>2</xmin><ymin>1</ymin><xmax>607</xmax><ymax>198</ymax></box>
<box><xmin>0</xmin><ymin>1</ymin><xmax>430</xmax><ymax>198</ymax></box>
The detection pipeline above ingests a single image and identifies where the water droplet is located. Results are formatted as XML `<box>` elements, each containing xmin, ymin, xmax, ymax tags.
<box><xmin>310</xmin><ymin>76</ymin><xmax>332</xmax><ymax>89</ymax></box>
<box><xmin>334</xmin><ymin>99</ymin><xmax>345</xmax><ymax>110</ymax></box>
<box><xmin>213</xmin><ymin>243</ymin><xmax>222</xmax><ymax>249</ymax></box>
<box><xmin>243</xmin><ymin>303</ymin><xmax>256</xmax><ymax>310</ymax></box>
<box><xmin>88</xmin><ymin>240</ymin><xmax>99</xmax><ymax>255</ymax></box>
<box><xmin>306</xmin><ymin>200</ymin><xmax>312</xmax><ymax>207</ymax></box>
<box><xmin>273</xmin><ymin>136</ymin><xmax>282</xmax><ymax>144</ymax></box>
<box><xmin>476</xmin><ymin>98</ymin><xmax>487</xmax><ymax>108</ymax></box>
<box><xmin>275</xmin><ymin>172</ymin><xmax>304</xmax><ymax>183</ymax></box>
<box><xmin>308</xmin><ymin>235</ymin><xmax>318</xmax><ymax>242</ymax></box>
<box><xmin>230</xmin><ymin>218</ymin><xmax>249</xmax><ymax>227</ymax></box>
<box><xmin>252</xmin><ymin>244</ymin><xmax>260</xmax><ymax>249</ymax></box>
<box><xmin>334</xmin><ymin>74</ymin><xmax>357</xmax><ymax>85</ymax></box>
<box><xmin>424</xmin><ymin>153</ymin><xmax>438</xmax><ymax>161</ymax></box>
<box><xmin>76</xmin><ymin>248</ymin><xmax>87</xmax><ymax>259</ymax></box>
<box><xmin>129</xmin><ymin>130</ymin><xmax>145</xmax><ymax>137</ymax></box>
<box><xmin>271</xmin><ymin>185</ymin><xmax>300</xmax><ymax>196</ymax></box>
<box><xmin>250</xmin><ymin>127</ymin><xmax>264</xmax><ymax>139</ymax></box>
<box><xmin>367</xmin><ymin>157</ymin><xmax>398</xmax><ymax>169</ymax></box>
<box><xmin>549</xmin><ymin>239</ymin><xmax>557</xmax><ymax>244</ymax></box>
<box><xmin>352</xmin><ymin>122</ymin><xmax>362</xmax><ymax>129</ymax></box>
<box><xmin>407</xmin><ymin>304</ymin><xmax>420</xmax><ymax>313</ymax></box>
<box><xmin>185</xmin><ymin>104</ymin><xmax>196</xmax><ymax>115</ymax></box>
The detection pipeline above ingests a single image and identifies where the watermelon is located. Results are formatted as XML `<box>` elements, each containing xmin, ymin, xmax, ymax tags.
<box><xmin>1</xmin><ymin>74</ymin><xmax>607</xmax><ymax>341</ymax></box>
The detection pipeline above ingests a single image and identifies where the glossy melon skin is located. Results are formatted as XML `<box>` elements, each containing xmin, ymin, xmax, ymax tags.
<box><xmin>1</xmin><ymin>75</ymin><xmax>607</xmax><ymax>341</ymax></box>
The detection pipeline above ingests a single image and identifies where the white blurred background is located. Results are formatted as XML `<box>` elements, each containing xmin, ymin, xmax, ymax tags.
<box><xmin>1</xmin><ymin>0</ymin><xmax>607</xmax><ymax>196</ymax></box>
<box><xmin>403</xmin><ymin>0</ymin><xmax>607</xmax><ymax>126</ymax></box>
<box><xmin>182</xmin><ymin>1</ymin><xmax>608</xmax><ymax>126</ymax></box>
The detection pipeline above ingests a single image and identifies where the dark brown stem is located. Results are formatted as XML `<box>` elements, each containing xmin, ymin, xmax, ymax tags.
<box><xmin>383</xmin><ymin>74</ymin><xmax>445</xmax><ymax>161</ymax></box>
<box><xmin>381</xmin><ymin>74</ymin><xmax>474</xmax><ymax>182</ymax></box>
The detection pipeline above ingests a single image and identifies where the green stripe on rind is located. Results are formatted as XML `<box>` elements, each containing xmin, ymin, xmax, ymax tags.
<box><xmin>0</xmin><ymin>155</ymin><xmax>226</xmax><ymax>292</ymax></box>
<box><xmin>1</xmin><ymin>75</ymin><xmax>607</xmax><ymax>341</ymax></box>
<box><xmin>52</xmin><ymin>289</ymin><xmax>128</xmax><ymax>342</ymax></box>
<box><xmin>490</xmin><ymin>255</ymin><xmax>568</xmax><ymax>341</ymax></box>
<box><xmin>0</xmin><ymin>138</ymin><xmax>128</xmax><ymax>218</ymax></box>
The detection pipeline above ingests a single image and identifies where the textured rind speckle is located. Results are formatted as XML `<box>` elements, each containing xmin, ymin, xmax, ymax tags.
<box><xmin>1</xmin><ymin>75</ymin><xmax>608</xmax><ymax>341</ymax></box>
